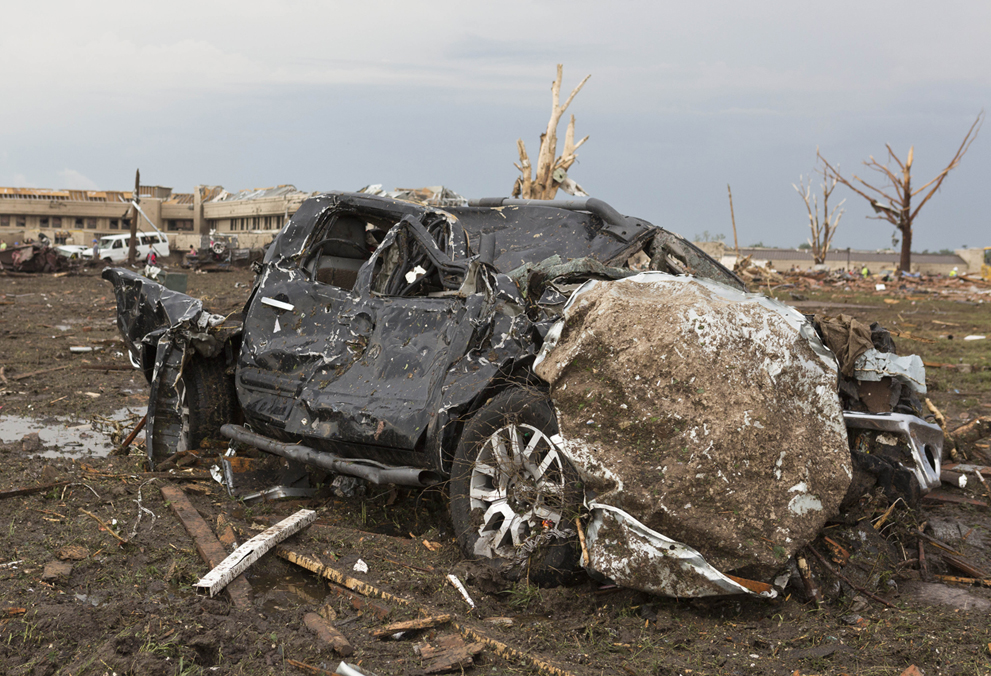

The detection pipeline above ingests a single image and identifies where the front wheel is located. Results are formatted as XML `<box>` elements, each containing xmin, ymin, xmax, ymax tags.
<box><xmin>449</xmin><ymin>388</ymin><xmax>584</xmax><ymax>586</ymax></box>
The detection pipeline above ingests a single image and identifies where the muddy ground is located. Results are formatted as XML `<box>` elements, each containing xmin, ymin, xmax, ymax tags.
<box><xmin>1</xmin><ymin>266</ymin><xmax>990</xmax><ymax>676</ymax></box>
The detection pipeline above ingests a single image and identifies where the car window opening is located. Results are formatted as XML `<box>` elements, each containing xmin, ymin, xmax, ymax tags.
<box><xmin>370</xmin><ymin>216</ymin><xmax>454</xmax><ymax>297</ymax></box>
<box><xmin>308</xmin><ymin>214</ymin><xmax>377</xmax><ymax>291</ymax></box>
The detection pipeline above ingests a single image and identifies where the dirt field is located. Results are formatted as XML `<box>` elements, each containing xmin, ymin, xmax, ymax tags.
<box><xmin>1</xmin><ymin>266</ymin><xmax>990</xmax><ymax>676</ymax></box>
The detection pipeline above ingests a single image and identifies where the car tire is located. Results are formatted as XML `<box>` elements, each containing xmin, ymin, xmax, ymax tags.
<box><xmin>183</xmin><ymin>354</ymin><xmax>236</xmax><ymax>451</ymax></box>
<box><xmin>153</xmin><ymin>353</ymin><xmax>236</xmax><ymax>464</ymax></box>
<box><xmin>450</xmin><ymin>388</ymin><xmax>584</xmax><ymax>586</ymax></box>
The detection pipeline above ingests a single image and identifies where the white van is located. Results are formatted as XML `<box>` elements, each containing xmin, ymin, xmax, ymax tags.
<box><xmin>91</xmin><ymin>232</ymin><xmax>170</xmax><ymax>263</ymax></box>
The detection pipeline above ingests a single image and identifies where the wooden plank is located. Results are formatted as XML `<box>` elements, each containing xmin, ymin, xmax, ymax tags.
<box><xmin>195</xmin><ymin>509</ymin><xmax>315</xmax><ymax>597</ymax></box>
<box><xmin>415</xmin><ymin>633</ymin><xmax>485</xmax><ymax>673</ymax></box>
<box><xmin>922</xmin><ymin>490</ymin><xmax>988</xmax><ymax>507</ymax></box>
<box><xmin>159</xmin><ymin>484</ymin><xmax>252</xmax><ymax>609</ymax></box>
<box><xmin>371</xmin><ymin>614</ymin><xmax>453</xmax><ymax>638</ymax></box>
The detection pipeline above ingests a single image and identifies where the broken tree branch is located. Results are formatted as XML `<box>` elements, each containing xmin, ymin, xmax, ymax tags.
<box><xmin>117</xmin><ymin>414</ymin><xmax>147</xmax><ymax>454</ymax></box>
<box><xmin>79</xmin><ymin>508</ymin><xmax>127</xmax><ymax>544</ymax></box>
<box><xmin>371</xmin><ymin>615</ymin><xmax>453</xmax><ymax>638</ymax></box>
<box><xmin>818</xmin><ymin>112</ymin><xmax>983</xmax><ymax>273</ymax></box>
<box><xmin>0</xmin><ymin>482</ymin><xmax>69</xmax><ymax>501</ymax></box>
<box><xmin>10</xmin><ymin>365</ymin><xmax>70</xmax><ymax>381</ymax></box>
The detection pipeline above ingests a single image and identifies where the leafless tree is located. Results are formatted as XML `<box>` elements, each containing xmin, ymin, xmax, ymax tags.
<box><xmin>793</xmin><ymin>164</ymin><xmax>845</xmax><ymax>265</ymax></box>
<box><xmin>818</xmin><ymin>113</ymin><xmax>983</xmax><ymax>273</ymax></box>
<box><xmin>513</xmin><ymin>65</ymin><xmax>591</xmax><ymax>200</ymax></box>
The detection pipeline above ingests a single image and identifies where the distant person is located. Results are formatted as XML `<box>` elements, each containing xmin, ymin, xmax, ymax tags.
<box><xmin>861</xmin><ymin>266</ymin><xmax>869</xmax><ymax>279</ymax></box>
<box><xmin>183</xmin><ymin>244</ymin><xmax>198</xmax><ymax>267</ymax></box>
<box><xmin>92</xmin><ymin>239</ymin><xmax>99</xmax><ymax>260</ymax></box>
<box><xmin>949</xmin><ymin>267</ymin><xmax>958</xmax><ymax>277</ymax></box>
<box><xmin>0</xmin><ymin>241</ymin><xmax>6</xmax><ymax>252</ymax></box>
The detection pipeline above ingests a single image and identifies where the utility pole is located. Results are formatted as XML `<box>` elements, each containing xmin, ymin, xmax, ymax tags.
<box><xmin>727</xmin><ymin>184</ymin><xmax>739</xmax><ymax>255</ymax></box>
<box><xmin>127</xmin><ymin>169</ymin><xmax>140</xmax><ymax>266</ymax></box>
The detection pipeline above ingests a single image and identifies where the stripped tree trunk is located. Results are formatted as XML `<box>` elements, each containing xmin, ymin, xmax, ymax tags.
<box><xmin>514</xmin><ymin>65</ymin><xmax>590</xmax><ymax>200</ymax></box>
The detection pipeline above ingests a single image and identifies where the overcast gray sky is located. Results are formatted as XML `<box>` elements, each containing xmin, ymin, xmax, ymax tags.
<box><xmin>2</xmin><ymin>1</ymin><xmax>988</xmax><ymax>251</ymax></box>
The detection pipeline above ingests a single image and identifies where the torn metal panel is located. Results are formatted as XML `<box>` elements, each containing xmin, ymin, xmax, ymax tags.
<box><xmin>854</xmin><ymin>349</ymin><xmax>927</xmax><ymax>395</ymax></box>
<box><xmin>585</xmin><ymin>503</ymin><xmax>776</xmax><ymax>598</ymax></box>
<box><xmin>452</xmin><ymin>201</ymin><xmax>654</xmax><ymax>274</ymax></box>
<box><xmin>102</xmin><ymin>268</ymin><xmax>242</xmax><ymax>463</ymax></box>
<box><xmin>843</xmin><ymin>411</ymin><xmax>942</xmax><ymax>492</ymax></box>
<box><xmin>535</xmin><ymin>273</ymin><xmax>851</xmax><ymax>590</ymax></box>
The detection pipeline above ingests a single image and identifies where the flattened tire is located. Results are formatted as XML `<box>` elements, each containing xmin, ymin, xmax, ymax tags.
<box><xmin>450</xmin><ymin>388</ymin><xmax>583</xmax><ymax>586</ymax></box>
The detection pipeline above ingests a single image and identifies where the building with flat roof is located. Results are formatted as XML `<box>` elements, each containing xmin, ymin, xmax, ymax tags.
<box><xmin>0</xmin><ymin>183</ymin><xmax>316</xmax><ymax>251</ymax></box>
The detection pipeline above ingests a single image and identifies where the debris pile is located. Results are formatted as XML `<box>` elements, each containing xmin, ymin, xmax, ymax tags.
<box><xmin>0</xmin><ymin>241</ymin><xmax>75</xmax><ymax>274</ymax></box>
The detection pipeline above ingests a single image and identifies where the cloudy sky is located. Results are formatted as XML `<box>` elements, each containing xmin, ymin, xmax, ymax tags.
<box><xmin>2</xmin><ymin>1</ymin><xmax>988</xmax><ymax>251</ymax></box>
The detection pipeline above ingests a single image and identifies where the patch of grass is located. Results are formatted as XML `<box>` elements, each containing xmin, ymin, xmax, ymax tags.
<box><xmin>507</xmin><ymin>580</ymin><xmax>542</xmax><ymax>609</ymax></box>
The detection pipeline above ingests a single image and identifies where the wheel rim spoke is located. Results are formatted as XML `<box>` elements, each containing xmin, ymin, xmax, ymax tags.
<box><xmin>507</xmin><ymin>426</ymin><xmax>525</xmax><ymax>470</ymax></box>
<box><xmin>469</xmin><ymin>422</ymin><xmax>572</xmax><ymax>559</ymax></box>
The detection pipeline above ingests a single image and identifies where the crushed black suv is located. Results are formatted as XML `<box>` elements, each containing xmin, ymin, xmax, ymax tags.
<box><xmin>105</xmin><ymin>191</ymin><xmax>940</xmax><ymax>598</ymax></box>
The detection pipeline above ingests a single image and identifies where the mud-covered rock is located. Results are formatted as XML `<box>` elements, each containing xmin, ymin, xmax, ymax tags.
<box><xmin>535</xmin><ymin>273</ymin><xmax>851</xmax><ymax>583</ymax></box>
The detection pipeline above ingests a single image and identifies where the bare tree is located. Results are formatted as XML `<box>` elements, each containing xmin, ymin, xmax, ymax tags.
<box><xmin>818</xmin><ymin>113</ymin><xmax>983</xmax><ymax>273</ymax></box>
<box><xmin>793</xmin><ymin>164</ymin><xmax>845</xmax><ymax>265</ymax></box>
<box><xmin>513</xmin><ymin>65</ymin><xmax>591</xmax><ymax>200</ymax></box>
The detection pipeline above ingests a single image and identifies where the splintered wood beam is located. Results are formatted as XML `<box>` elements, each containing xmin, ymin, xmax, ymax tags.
<box><xmin>278</xmin><ymin>547</ymin><xmax>578</xmax><ymax>676</ymax></box>
<box><xmin>371</xmin><ymin>614</ymin><xmax>453</xmax><ymax>638</ymax></box>
<box><xmin>276</xmin><ymin>546</ymin><xmax>413</xmax><ymax>608</ymax></box>
<box><xmin>159</xmin><ymin>484</ymin><xmax>252</xmax><ymax>609</ymax></box>
<box><xmin>195</xmin><ymin>509</ymin><xmax>315</xmax><ymax>598</ymax></box>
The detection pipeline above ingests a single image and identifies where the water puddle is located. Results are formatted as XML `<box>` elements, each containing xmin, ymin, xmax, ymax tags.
<box><xmin>0</xmin><ymin>407</ymin><xmax>146</xmax><ymax>458</ymax></box>
<box><xmin>249</xmin><ymin>566</ymin><xmax>330</xmax><ymax>616</ymax></box>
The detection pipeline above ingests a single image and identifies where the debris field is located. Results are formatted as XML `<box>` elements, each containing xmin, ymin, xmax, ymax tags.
<box><xmin>2</xmin><ymin>257</ymin><xmax>991</xmax><ymax>675</ymax></box>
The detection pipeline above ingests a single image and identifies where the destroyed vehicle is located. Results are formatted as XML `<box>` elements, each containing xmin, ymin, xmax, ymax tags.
<box><xmin>104</xmin><ymin>192</ymin><xmax>941</xmax><ymax>598</ymax></box>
